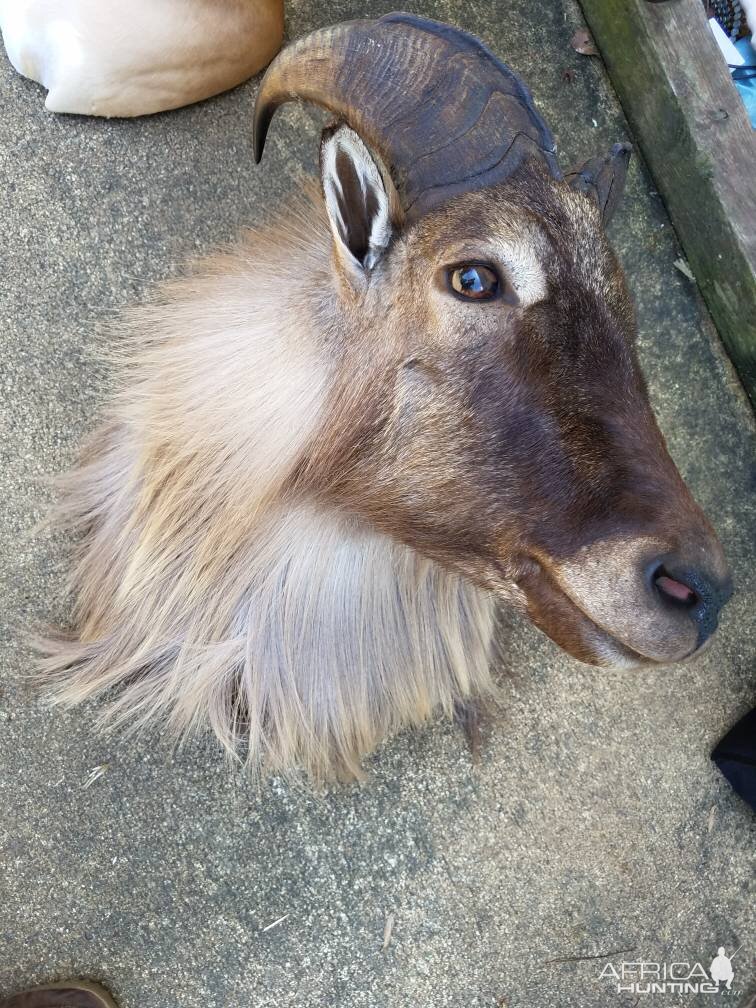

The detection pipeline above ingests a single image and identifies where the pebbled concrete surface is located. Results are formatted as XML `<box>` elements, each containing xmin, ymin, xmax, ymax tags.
<box><xmin>0</xmin><ymin>1</ymin><xmax>754</xmax><ymax>1006</ymax></box>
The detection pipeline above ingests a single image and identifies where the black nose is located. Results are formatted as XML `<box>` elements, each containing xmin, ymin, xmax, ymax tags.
<box><xmin>650</xmin><ymin>561</ymin><xmax>733</xmax><ymax>647</ymax></box>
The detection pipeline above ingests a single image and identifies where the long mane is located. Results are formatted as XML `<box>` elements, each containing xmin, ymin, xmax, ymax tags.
<box><xmin>37</xmin><ymin>182</ymin><xmax>497</xmax><ymax>780</ymax></box>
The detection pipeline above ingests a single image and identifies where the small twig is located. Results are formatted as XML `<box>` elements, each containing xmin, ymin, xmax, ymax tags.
<box><xmin>382</xmin><ymin>913</ymin><xmax>395</xmax><ymax>950</ymax></box>
<box><xmin>543</xmin><ymin>946</ymin><xmax>637</xmax><ymax>966</ymax></box>
<box><xmin>261</xmin><ymin>913</ymin><xmax>289</xmax><ymax>933</ymax></box>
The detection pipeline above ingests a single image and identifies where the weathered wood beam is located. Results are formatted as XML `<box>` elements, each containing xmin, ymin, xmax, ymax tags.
<box><xmin>580</xmin><ymin>0</ymin><xmax>756</xmax><ymax>408</ymax></box>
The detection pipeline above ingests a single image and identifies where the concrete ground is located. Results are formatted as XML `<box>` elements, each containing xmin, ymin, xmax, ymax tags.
<box><xmin>1</xmin><ymin>1</ymin><xmax>754</xmax><ymax>1006</ymax></box>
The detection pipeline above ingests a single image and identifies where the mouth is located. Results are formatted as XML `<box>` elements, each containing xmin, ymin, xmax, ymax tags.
<box><xmin>505</xmin><ymin>558</ymin><xmax>697</xmax><ymax>668</ymax></box>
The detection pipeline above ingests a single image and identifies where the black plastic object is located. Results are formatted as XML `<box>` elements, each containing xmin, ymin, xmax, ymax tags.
<box><xmin>712</xmin><ymin>707</ymin><xmax>756</xmax><ymax>811</ymax></box>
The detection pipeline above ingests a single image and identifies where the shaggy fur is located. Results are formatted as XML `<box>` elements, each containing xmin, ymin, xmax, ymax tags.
<box><xmin>37</xmin><ymin>139</ymin><xmax>730</xmax><ymax>777</ymax></box>
<box><xmin>37</xmin><ymin>183</ymin><xmax>498</xmax><ymax>781</ymax></box>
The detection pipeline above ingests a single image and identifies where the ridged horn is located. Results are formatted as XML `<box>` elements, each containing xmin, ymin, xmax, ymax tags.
<box><xmin>253</xmin><ymin>12</ymin><xmax>561</xmax><ymax>221</ymax></box>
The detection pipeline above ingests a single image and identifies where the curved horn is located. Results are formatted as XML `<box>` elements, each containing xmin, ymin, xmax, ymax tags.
<box><xmin>253</xmin><ymin>12</ymin><xmax>561</xmax><ymax>221</ymax></box>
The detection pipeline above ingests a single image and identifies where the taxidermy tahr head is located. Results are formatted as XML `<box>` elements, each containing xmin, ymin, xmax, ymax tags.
<box><xmin>40</xmin><ymin>13</ymin><xmax>732</xmax><ymax>780</ymax></box>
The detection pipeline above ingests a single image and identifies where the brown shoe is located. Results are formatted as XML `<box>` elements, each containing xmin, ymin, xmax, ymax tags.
<box><xmin>0</xmin><ymin>981</ymin><xmax>118</xmax><ymax>1008</ymax></box>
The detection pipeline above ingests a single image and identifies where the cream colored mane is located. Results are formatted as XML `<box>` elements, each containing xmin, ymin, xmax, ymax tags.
<box><xmin>39</xmin><ymin>184</ymin><xmax>497</xmax><ymax>780</ymax></box>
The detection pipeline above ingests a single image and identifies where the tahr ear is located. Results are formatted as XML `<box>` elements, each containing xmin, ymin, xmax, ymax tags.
<box><xmin>565</xmin><ymin>141</ymin><xmax>632</xmax><ymax>225</ymax></box>
<box><xmin>320</xmin><ymin>124</ymin><xmax>396</xmax><ymax>283</ymax></box>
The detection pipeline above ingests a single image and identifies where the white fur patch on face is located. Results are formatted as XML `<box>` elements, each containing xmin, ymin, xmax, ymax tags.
<box><xmin>492</xmin><ymin>227</ymin><xmax>549</xmax><ymax>306</ymax></box>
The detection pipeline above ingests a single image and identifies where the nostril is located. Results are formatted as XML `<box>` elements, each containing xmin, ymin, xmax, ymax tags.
<box><xmin>646</xmin><ymin>558</ymin><xmax>733</xmax><ymax>649</ymax></box>
<box><xmin>653</xmin><ymin>567</ymin><xmax>699</xmax><ymax>608</ymax></box>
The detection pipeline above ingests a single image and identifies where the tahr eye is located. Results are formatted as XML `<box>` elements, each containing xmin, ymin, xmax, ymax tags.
<box><xmin>448</xmin><ymin>264</ymin><xmax>500</xmax><ymax>301</ymax></box>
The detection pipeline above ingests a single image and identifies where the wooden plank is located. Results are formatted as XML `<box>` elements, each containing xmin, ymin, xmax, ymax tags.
<box><xmin>579</xmin><ymin>0</ymin><xmax>756</xmax><ymax>408</ymax></box>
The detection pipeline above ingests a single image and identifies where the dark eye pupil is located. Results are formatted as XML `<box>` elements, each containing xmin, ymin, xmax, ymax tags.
<box><xmin>449</xmin><ymin>264</ymin><xmax>499</xmax><ymax>300</ymax></box>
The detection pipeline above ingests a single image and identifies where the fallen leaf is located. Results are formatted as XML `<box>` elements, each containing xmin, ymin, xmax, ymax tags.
<box><xmin>674</xmin><ymin>257</ymin><xmax>695</xmax><ymax>281</ymax></box>
<box><xmin>571</xmin><ymin>28</ymin><xmax>598</xmax><ymax>57</ymax></box>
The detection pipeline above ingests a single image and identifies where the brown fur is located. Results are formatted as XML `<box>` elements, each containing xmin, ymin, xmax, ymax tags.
<box><xmin>38</xmin><ymin>159</ymin><xmax>729</xmax><ymax>780</ymax></box>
